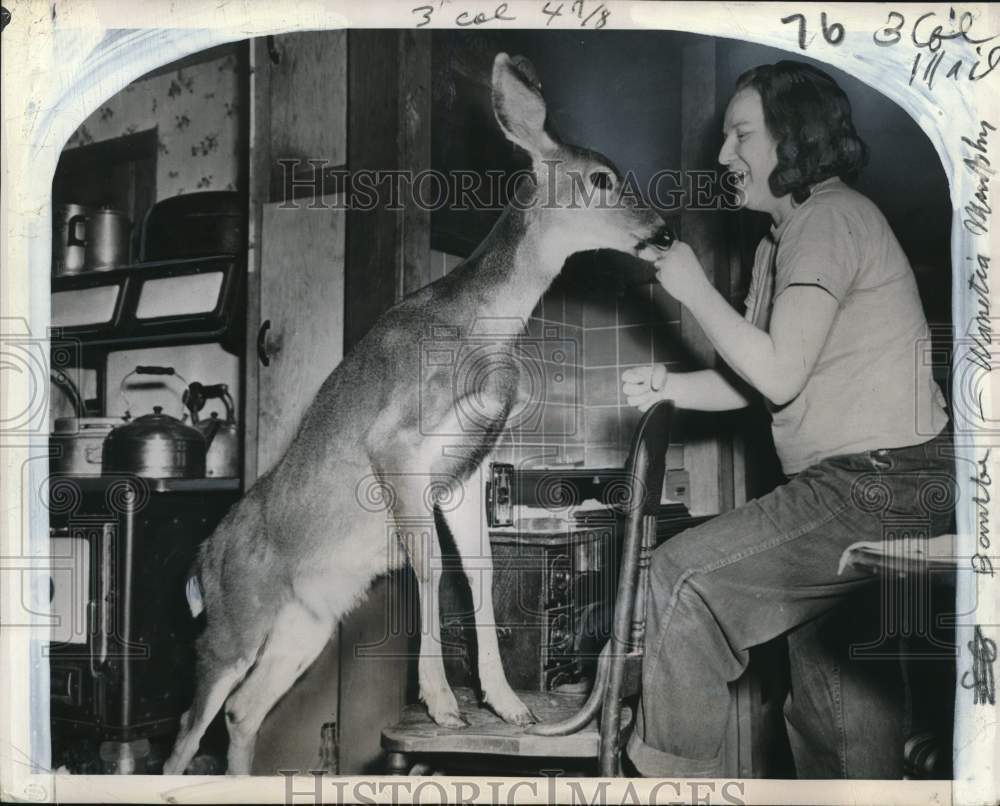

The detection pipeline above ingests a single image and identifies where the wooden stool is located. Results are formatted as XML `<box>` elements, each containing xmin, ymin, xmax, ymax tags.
<box><xmin>382</xmin><ymin>687</ymin><xmax>599</xmax><ymax>775</ymax></box>
<box><xmin>381</xmin><ymin>402</ymin><xmax>673</xmax><ymax>777</ymax></box>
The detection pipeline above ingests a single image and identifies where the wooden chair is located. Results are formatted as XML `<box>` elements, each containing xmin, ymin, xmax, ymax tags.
<box><xmin>381</xmin><ymin>400</ymin><xmax>674</xmax><ymax>776</ymax></box>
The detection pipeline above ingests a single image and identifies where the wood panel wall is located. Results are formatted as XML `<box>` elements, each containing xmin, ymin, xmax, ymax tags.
<box><xmin>247</xmin><ymin>29</ymin><xmax>429</xmax><ymax>775</ymax></box>
<box><xmin>339</xmin><ymin>29</ymin><xmax>430</xmax><ymax>774</ymax></box>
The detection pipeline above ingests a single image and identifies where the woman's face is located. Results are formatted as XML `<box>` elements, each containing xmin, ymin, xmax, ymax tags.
<box><xmin>718</xmin><ymin>88</ymin><xmax>789</xmax><ymax>223</ymax></box>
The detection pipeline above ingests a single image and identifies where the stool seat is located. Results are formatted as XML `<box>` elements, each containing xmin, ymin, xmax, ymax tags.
<box><xmin>381</xmin><ymin>687</ymin><xmax>598</xmax><ymax>758</ymax></box>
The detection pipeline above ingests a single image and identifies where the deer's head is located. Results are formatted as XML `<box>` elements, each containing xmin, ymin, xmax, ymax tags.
<box><xmin>491</xmin><ymin>53</ymin><xmax>674</xmax><ymax>266</ymax></box>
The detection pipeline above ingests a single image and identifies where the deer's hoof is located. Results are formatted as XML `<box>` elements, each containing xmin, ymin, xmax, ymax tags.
<box><xmin>430</xmin><ymin>709</ymin><xmax>469</xmax><ymax>729</ymax></box>
<box><xmin>421</xmin><ymin>686</ymin><xmax>467</xmax><ymax>728</ymax></box>
<box><xmin>490</xmin><ymin>699</ymin><xmax>537</xmax><ymax>727</ymax></box>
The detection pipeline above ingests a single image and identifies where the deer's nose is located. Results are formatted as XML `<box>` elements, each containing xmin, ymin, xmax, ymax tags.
<box><xmin>646</xmin><ymin>225</ymin><xmax>675</xmax><ymax>250</ymax></box>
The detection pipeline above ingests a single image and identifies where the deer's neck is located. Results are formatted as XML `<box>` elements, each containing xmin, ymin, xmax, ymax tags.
<box><xmin>458</xmin><ymin>205</ymin><xmax>567</xmax><ymax>335</ymax></box>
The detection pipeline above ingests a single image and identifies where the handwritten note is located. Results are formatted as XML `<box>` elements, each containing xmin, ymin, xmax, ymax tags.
<box><xmin>971</xmin><ymin>449</ymin><xmax>993</xmax><ymax>577</ymax></box>
<box><xmin>959</xmin><ymin>113</ymin><xmax>995</xmax><ymax>627</ymax></box>
<box><xmin>779</xmin><ymin>8</ymin><xmax>999</xmax><ymax>91</ymax></box>
<box><xmin>877</xmin><ymin>10</ymin><xmax>1000</xmax><ymax>88</ymax></box>
<box><xmin>411</xmin><ymin>0</ymin><xmax>610</xmax><ymax>29</ymax></box>
<box><xmin>963</xmin><ymin>121</ymin><xmax>996</xmax><ymax>236</ymax></box>
<box><xmin>961</xmin><ymin>625</ymin><xmax>997</xmax><ymax>705</ymax></box>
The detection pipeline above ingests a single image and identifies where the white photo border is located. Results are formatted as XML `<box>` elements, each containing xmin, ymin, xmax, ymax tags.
<box><xmin>1</xmin><ymin>1</ymin><xmax>997</xmax><ymax>804</ymax></box>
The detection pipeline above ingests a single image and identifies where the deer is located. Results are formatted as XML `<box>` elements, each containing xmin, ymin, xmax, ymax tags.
<box><xmin>163</xmin><ymin>52</ymin><xmax>674</xmax><ymax>775</ymax></box>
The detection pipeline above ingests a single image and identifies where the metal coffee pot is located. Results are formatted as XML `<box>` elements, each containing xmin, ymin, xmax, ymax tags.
<box><xmin>86</xmin><ymin>206</ymin><xmax>131</xmax><ymax>270</ymax></box>
<box><xmin>52</xmin><ymin>204</ymin><xmax>91</xmax><ymax>276</ymax></box>
<box><xmin>52</xmin><ymin>204</ymin><xmax>132</xmax><ymax>275</ymax></box>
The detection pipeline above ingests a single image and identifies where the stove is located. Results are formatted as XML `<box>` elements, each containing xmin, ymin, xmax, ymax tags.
<box><xmin>440</xmin><ymin>463</ymin><xmax>705</xmax><ymax>693</ymax></box>
<box><xmin>47</xmin><ymin>475</ymin><xmax>239</xmax><ymax>773</ymax></box>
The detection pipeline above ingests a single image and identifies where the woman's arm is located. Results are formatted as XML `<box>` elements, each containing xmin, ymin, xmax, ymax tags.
<box><xmin>655</xmin><ymin>242</ymin><xmax>839</xmax><ymax>406</ymax></box>
<box><xmin>622</xmin><ymin>366</ymin><xmax>751</xmax><ymax>412</ymax></box>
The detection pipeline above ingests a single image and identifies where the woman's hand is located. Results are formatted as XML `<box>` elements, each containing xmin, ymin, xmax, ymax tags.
<box><xmin>622</xmin><ymin>364</ymin><xmax>669</xmax><ymax>412</ymax></box>
<box><xmin>652</xmin><ymin>241</ymin><xmax>711</xmax><ymax>306</ymax></box>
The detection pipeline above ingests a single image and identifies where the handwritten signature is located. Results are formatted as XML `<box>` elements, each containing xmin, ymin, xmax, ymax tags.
<box><xmin>970</xmin><ymin>447</ymin><xmax>994</xmax><ymax>575</ymax></box>
<box><xmin>961</xmin><ymin>625</ymin><xmax>997</xmax><ymax>705</ymax></box>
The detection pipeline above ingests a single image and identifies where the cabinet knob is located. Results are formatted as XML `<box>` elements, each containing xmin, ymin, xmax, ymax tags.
<box><xmin>257</xmin><ymin>319</ymin><xmax>272</xmax><ymax>367</ymax></box>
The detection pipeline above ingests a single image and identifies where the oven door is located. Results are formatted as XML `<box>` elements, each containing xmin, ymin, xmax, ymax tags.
<box><xmin>48</xmin><ymin>522</ymin><xmax>113</xmax><ymax>726</ymax></box>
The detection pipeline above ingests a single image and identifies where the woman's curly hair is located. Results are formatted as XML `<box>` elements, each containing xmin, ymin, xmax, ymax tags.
<box><xmin>735</xmin><ymin>61</ymin><xmax>868</xmax><ymax>204</ymax></box>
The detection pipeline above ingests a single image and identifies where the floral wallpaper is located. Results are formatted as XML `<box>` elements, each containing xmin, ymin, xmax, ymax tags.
<box><xmin>60</xmin><ymin>49</ymin><xmax>245</xmax><ymax>432</ymax></box>
<box><xmin>64</xmin><ymin>49</ymin><xmax>242</xmax><ymax>199</ymax></box>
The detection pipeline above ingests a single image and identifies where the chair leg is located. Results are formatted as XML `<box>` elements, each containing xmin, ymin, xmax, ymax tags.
<box><xmin>385</xmin><ymin>751</ymin><xmax>410</xmax><ymax>775</ymax></box>
<box><xmin>386</xmin><ymin>753</ymin><xmax>438</xmax><ymax>775</ymax></box>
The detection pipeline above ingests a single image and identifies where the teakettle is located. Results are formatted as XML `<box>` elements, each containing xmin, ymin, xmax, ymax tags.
<box><xmin>185</xmin><ymin>381</ymin><xmax>240</xmax><ymax>478</ymax></box>
<box><xmin>101</xmin><ymin>366</ymin><xmax>207</xmax><ymax>479</ymax></box>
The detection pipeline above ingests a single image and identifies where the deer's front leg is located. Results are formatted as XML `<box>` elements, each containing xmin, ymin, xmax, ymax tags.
<box><xmin>444</xmin><ymin>469</ymin><xmax>536</xmax><ymax>726</ymax></box>
<box><xmin>388</xmin><ymin>473</ymin><xmax>467</xmax><ymax>729</ymax></box>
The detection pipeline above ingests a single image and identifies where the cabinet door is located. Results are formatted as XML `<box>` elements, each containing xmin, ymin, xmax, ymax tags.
<box><xmin>245</xmin><ymin>31</ymin><xmax>347</xmax><ymax>483</ymax></box>
<box><xmin>255</xmin><ymin>197</ymin><xmax>344</xmax><ymax>474</ymax></box>
<box><xmin>249</xmin><ymin>196</ymin><xmax>344</xmax><ymax>776</ymax></box>
<box><xmin>268</xmin><ymin>31</ymin><xmax>347</xmax><ymax>188</ymax></box>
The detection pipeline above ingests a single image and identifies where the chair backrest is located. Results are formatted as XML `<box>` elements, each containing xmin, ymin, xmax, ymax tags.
<box><xmin>523</xmin><ymin>400</ymin><xmax>673</xmax><ymax>775</ymax></box>
<box><xmin>599</xmin><ymin>399</ymin><xmax>673</xmax><ymax>775</ymax></box>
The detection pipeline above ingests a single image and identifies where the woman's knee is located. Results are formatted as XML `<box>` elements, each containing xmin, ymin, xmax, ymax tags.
<box><xmin>646</xmin><ymin>540</ymin><xmax>700</xmax><ymax>626</ymax></box>
<box><xmin>649</xmin><ymin>538</ymin><xmax>686</xmax><ymax>586</ymax></box>
<box><xmin>648</xmin><ymin>520</ymin><xmax>720</xmax><ymax>590</ymax></box>
<box><xmin>647</xmin><ymin>551</ymin><xmax>725</xmax><ymax>637</ymax></box>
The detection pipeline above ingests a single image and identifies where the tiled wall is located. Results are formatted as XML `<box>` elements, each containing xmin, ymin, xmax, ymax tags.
<box><xmin>578</xmin><ymin>266</ymin><xmax>686</xmax><ymax>474</ymax></box>
<box><xmin>431</xmin><ymin>249</ymin><xmax>687</xmax><ymax>476</ymax></box>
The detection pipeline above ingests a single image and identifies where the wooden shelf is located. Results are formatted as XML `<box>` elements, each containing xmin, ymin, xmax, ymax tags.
<box><xmin>51</xmin><ymin>255</ymin><xmax>244</xmax><ymax>354</ymax></box>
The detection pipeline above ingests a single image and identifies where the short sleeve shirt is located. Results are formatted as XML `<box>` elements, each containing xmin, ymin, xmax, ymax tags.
<box><xmin>743</xmin><ymin>178</ymin><xmax>949</xmax><ymax>474</ymax></box>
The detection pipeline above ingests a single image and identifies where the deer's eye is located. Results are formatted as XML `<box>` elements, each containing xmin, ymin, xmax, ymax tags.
<box><xmin>589</xmin><ymin>170</ymin><xmax>614</xmax><ymax>191</ymax></box>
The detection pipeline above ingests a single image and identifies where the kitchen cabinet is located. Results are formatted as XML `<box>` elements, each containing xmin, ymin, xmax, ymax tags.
<box><xmin>249</xmin><ymin>197</ymin><xmax>346</xmax><ymax>773</ymax></box>
<box><xmin>245</xmin><ymin>30</ymin><xmax>430</xmax><ymax>775</ymax></box>
<box><xmin>255</xmin><ymin>199</ymin><xmax>344</xmax><ymax>470</ymax></box>
<box><xmin>244</xmin><ymin>30</ymin><xmax>348</xmax><ymax>484</ymax></box>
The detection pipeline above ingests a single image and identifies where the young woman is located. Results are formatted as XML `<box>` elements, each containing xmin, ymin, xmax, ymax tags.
<box><xmin>622</xmin><ymin>61</ymin><xmax>953</xmax><ymax>778</ymax></box>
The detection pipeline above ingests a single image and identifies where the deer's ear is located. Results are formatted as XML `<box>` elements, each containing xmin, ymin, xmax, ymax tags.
<box><xmin>492</xmin><ymin>53</ymin><xmax>558</xmax><ymax>161</ymax></box>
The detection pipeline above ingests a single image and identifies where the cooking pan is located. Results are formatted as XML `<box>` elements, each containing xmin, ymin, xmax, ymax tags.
<box><xmin>140</xmin><ymin>191</ymin><xmax>244</xmax><ymax>261</ymax></box>
<box><xmin>49</xmin><ymin>366</ymin><xmax>116</xmax><ymax>476</ymax></box>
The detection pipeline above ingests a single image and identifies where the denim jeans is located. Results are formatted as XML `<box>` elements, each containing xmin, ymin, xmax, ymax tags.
<box><xmin>626</xmin><ymin>429</ymin><xmax>955</xmax><ymax>778</ymax></box>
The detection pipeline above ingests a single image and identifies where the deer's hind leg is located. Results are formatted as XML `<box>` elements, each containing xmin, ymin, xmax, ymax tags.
<box><xmin>164</xmin><ymin>645</ymin><xmax>253</xmax><ymax>774</ymax></box>
<box><xmin>222</xmin><ymin>601</ymin><xmax>333</xmax><ymax>774</ymax></box>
